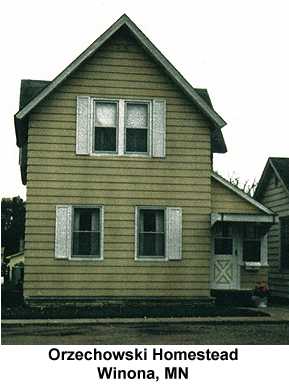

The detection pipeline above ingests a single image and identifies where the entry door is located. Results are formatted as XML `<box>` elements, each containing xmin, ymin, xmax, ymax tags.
<box><xmin>210</xmin><ymin>223</ymin><xmax>239</xmax><ymax>290</ymax></box>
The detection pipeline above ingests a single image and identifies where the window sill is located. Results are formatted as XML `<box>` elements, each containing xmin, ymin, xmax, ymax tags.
<box><xmin>69</xmin><ymin>257</ymin><xmax>103</xmax><ymax>261</ymax></box>
<box><xmin>242</xmin><ymin>261</ymin><xmax>269</xmax><ymax>270</ymax></box>
<box><xmin>90</xmin><ymin>152</ymin><xmax>151</xmax><ymax>158</ymax></box>
<box><xmin>135</xmin><ymin>257</ymin><xmax>167</xmax><ymax>262</ymax></box>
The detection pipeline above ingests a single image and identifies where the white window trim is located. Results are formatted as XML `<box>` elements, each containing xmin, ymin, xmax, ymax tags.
<box><xmin>124</xmin><ymin>100</ymin><xmax>152</xmax><ymax>157</ymax></box>
<box><xmin>92</xmin><ymin>99</ymin><xmax>119</xmax><ymax>155</ymax></box>
<box><xmin>240</xmin><ymin>232</ymin><xmax>268</xmax><ymax>267</ymax></box>
<box><xmin>90</xmin><ymin>97</ymin><xmax>152</xmax><ymax>157</ymax></box>
<box><xmin>135</xmin><ymin>206</ymin><xmax>168</xmax><ymax>262</ymax></box>
<box><xmin>69</xmin><ymin>205</ymin><xmax>104</xmax><ymax>261</ymax></box>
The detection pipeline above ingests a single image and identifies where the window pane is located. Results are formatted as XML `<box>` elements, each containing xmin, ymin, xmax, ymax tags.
<box><xmin>72</xmin><ymin>208</ymin><xmax>101</xmax><ymax>258</ymax></box>
<box><xmin>126</xmin><ymin>103</ymin><xmax>148</xmax><ymax>128</ymax></box>
<box><xmin>215</xmin><ymin>223</ymin><xmax>232</xmax><ymax>237</ymax></box>
<box><xmin>126</xmin><ymin>128</ymin><xmax>147</xmax><ymax>152</ymax></box>
<box><xmin>214</xmin><ymin>238</ymin><xmax>233</xmax><ymax>255</ymax></box>
<box><xmin>139</xmin><ymin>233</ymin><xmax>165</xmax><ymax>257</ymax></box>
<box><xmin>95</xmin><ymin>102</ymin><xmax>117</xmax><ymax>127</ymax></box>
<box><xmin>72</xmin><ymin>232</ymin><xmax>100</xmax><ymax>257</ymax></box>
<box><xmin>95</xmin><ymin>127</ymin><xmax>116</xmax><ymax>152</ymax></box>
<box><xmin>243</xmin><ymin>240</ymin><xmax>261</xmax><ymax>262</ymax></box>
<box><xmin>141</xmin><ymin>209</ymin><xmax>164</xmax><ymax>232</ymax></box>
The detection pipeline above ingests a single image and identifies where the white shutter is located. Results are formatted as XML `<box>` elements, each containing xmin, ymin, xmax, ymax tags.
<box><xmin>55</xmin><ymin>205</ymin><xmax>72</xmax><ymax>259</ymax></box>
<box><xmin>152</xmin><ymin>99</ymin><xmax>166</xmax><ymax>158</ymax></box>
<box><xmin>76</xmin><ymin>96</ymin><xmax>92</xmax><ymax>154</ymax></box>
<box><xmin>166</xmin><ymin>207</ymin><xmax>182</xmax><ymax>260</ymax></box>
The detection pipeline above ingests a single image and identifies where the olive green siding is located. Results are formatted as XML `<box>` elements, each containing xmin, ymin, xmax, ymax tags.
<box><xmin>260</xmin><ymin>173</ymin><xmax>289</xmax><ymax>299</ymax></box>
<box><xmin>240</xmin><ymin>267</ymin><xmax>268</xmax><ymax>290</ymax></box>
<box><xmin>211</xmin><ymin>178</ymin><xmax>269</xmax><ymax>289</ymax></box>
<box><xmin>24</xmin><ymin>31</ymin><xmax>213</xmax><ymax>299</ymax></box>
<box><xmin>211</xmin><ymin>178</ymin><xmax>262</xmax><ymax>214</ymax></box>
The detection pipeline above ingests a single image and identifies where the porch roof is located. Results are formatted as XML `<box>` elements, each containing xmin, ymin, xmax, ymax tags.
<box><xmin>210</xmin><ymin>212</ymin><xmax>277</xmax><ymax>227</ymax></box>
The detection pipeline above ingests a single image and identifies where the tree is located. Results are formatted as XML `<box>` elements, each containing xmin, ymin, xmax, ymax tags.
<box><xmin>1</xmin><ymin>196</ymin><xmax>25</xmax><ymax>257</ymax></box>
<box><xmin>228</xmin><ymin>173</ymin><xmax>257</xmax><ymax>197</ymax></box>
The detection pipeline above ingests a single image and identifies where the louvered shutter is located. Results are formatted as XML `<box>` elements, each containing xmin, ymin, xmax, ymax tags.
<box><xmin>152</xmin><ymin>99</ymin><xmax>166</xmax><ymax>158</ymax></box>
<box><xmin>76</xmin><ymin>96</ymin><xmax>92</xmax><ymax>154</ymax></box>
<box><xmin>166</xmin><ymin>207</ymin><xmax>182</xmax><ymax>260</ymax></box>
<box><xmin>55</xmin><ymin>205</ymin><xmax>72</xmax><ymax>259</ymax></box>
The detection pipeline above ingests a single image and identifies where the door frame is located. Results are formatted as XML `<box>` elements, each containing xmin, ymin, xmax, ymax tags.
<box><xmin>210</xmin><ymin>223</ymin><xmax>241</xmax><ymax>290</ymax></box>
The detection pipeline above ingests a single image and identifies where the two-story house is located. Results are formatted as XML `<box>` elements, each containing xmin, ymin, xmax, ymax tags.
<box><xmin>255</xmin><ymin>158</ymin><xmax>289</xmax><ymax>301</ymax></box>
<box><xmin>14</xmin><ymin>15</ymin><xmax>275</xmax><ymax>304</ymax></box>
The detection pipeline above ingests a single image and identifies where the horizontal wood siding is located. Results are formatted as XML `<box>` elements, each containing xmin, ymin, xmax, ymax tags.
<box><xmin>24</xmin><ymin>31</ymin><xmax>212</xmax><ymax>299</ymax></box>
<box><xmin>211</xmin><ymin>178</ymin><xmax>262</xmax><ymax>214</ymax></box>
<box><xmin>240</xmin><ymin>267</ymin><xmax>268</xmax><ymax>290</ymax></box>
<box><xmin>260</xmin><ymin>173</ymin><xmax>289</xmax><ymax>298</ymax></box>
<box><xmin>211</xmin><ymin>178</ymin><xmax>270</xmax><ymax>289</ymax></box>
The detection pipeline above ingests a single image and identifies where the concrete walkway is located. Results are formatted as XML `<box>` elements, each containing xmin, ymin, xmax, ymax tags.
<box><xmin>2</xmin><ymin>305</ymin><xmax>289</xmax><ymax>326</ymax></box>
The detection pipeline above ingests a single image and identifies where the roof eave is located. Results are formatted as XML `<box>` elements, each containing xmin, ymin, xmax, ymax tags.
<box><xmin>212</xmin><ymin>172</ymin><xmax>274</xmax><ymax>215</ymax></box>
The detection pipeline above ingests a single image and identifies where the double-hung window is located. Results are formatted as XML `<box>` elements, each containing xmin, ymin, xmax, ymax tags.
<box><xmin>136</xmin><ymin>207</ymin><xmax>182</xmax><ymax>261</ymax></box>
<box><xmin>94</xmin><ymin>101</ymin><xmax>117</xmax><ymax>153</ymax></box>
<box><xmin>138</xmin><ymin>209</ymin><xmax>165</xmax><ymax>258</ymax></box>
<box><xmin>280</xmin><ymin>216</ymin><xmax>289</xmax><ymax>270</ymax></box>
<box><xmin>72</xmin><ymin>208</ymin><xmax>101</xmax><ymax>258</ymax></box>
<box><xmin>125</xmin><ymin>102</ymin><xmax>149</xmax><ymax>154</ymax></box>
<box><xmin>55</xmin><ymin>205</ymin><xmax>103</xmax><ymax>260</ymax></box>
<box><xmin>76</xmin><ymin>96</ymin><xmax>166</xmax><ymax>157</ymax></box>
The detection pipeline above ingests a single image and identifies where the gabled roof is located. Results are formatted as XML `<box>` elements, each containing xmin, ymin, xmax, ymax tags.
<box><xmin>254</xmin><ymin>157</ymin><xmax>289</xmax><ymax>199</ymax></box>
<box><xmin>212</xmin><ymin>172</ymin><xmax>274</xmax><ymax>215</ymax></box>
<box><xmin>14</xmin><ymin>14</ymin><xmax>227</xmax><ymax>152</ymax></box>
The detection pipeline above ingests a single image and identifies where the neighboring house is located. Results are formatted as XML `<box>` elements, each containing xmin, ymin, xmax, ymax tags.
<box><xmin>14</xmin><ymin>14</ymin><xmax>275</xmax><ymax>304</ymax></box>
<box><xmin>255</xmin><ymin>158</ymin><xmax>289</xmax><ymax>300</ymax></box>
<box><xmin>6</xmin><ymin>251</ymin><xmax>24</xmax><ymax>284</ymax></box>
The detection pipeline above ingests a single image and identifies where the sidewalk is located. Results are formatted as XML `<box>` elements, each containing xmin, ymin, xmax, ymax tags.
<box><xmin>2</xmin><ymin>305</ymin><xmax>289</xmax><ymax>326</ymax></box>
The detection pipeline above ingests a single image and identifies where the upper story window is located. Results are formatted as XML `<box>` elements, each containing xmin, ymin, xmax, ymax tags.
<box><xmin>280</xmin><ymin>216</ymin><xmax>289</xmax><ymax>270</ymax></box>
<box><xmin>76</xmin><ymin>96</ymin><xmax>165</xmax><ymax>158</ymax></box>
<box><xmin>94</xmin><ymin>101</ymin><xmax>118</xmax><ymax>153</ymax></box>
<box><xmin>125</xmin><ymin>102</ymin><xmax>149</xmax><ymax>154</ymax></box>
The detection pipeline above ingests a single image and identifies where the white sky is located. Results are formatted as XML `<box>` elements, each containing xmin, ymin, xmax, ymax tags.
<box><xmin>1</xmin><ymin>0</ymin><xmax>288</xmax><ymax>199</ymax></box>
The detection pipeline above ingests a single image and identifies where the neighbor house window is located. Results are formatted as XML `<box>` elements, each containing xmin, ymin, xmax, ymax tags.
<box><xmin>94</xmin><ymin>101</ymin><xmax>117</xmax><ymax>152</ymax></box>
<box><xmin>72</xmin><ymin>207</ymin><xmax>101</xmax><ymax>258</ymax></box>
<box><xmin>243</xmin><ymin>224</ymin><xmax>262</xmax><ymax>262</ymax></box>
<box><xmin>214</xmin><ymin>223</ymin><xmax>233</xmax><ymax>255</ymax></box>
<box><xmin>280</xmin><ymin>216</ymin><xmax>289</xmax><ymax>269</ymax></box>
<box><xmin>138</xmin><ymin>208</ymin><xmax>165</xmax><ymax>258</ymax></box>
<box><xmin>125</xmin><ymin>102</ymin><xmax>149</xmax><ymax>153</ymax></box>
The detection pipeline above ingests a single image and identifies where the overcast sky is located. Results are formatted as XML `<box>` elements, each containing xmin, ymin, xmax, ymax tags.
<box><xmin>1</xmin><ymin>0</ymin><xmax>288</xmax><ymax>199</ymax></box>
